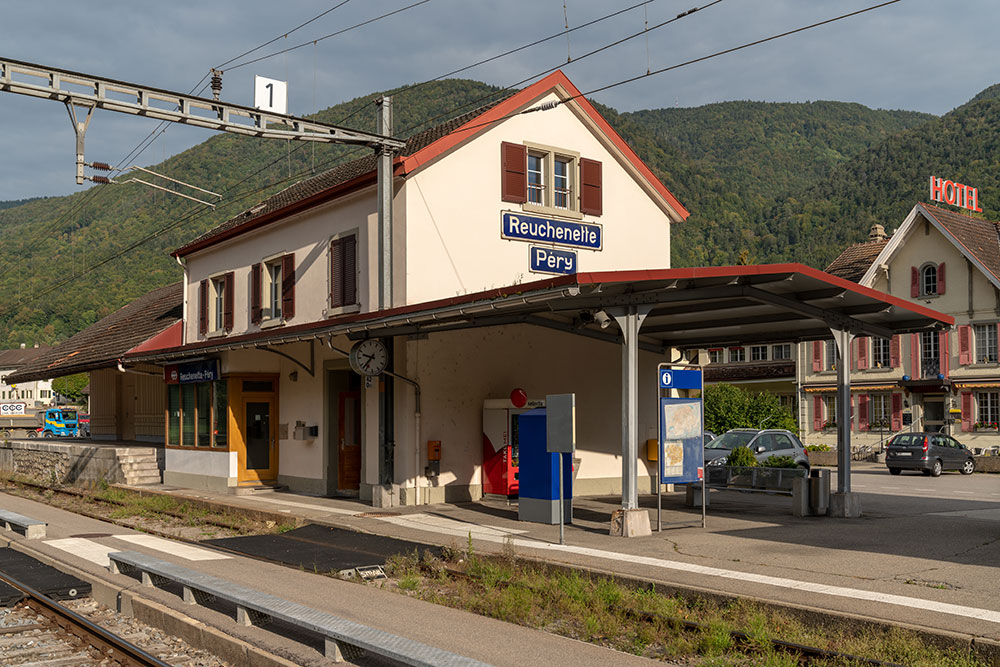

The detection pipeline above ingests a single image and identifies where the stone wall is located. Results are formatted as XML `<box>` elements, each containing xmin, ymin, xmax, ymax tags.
<box><xmin>0</xmin><ymin>440</ymin><xmax>144</xmax><ymax>485</ymax></box>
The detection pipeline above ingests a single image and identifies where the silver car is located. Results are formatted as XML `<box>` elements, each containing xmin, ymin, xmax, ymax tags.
<box><xmin>704</xmin><ymin>428</ymin><xmax>810</xmax><ymax>469</ymax></box>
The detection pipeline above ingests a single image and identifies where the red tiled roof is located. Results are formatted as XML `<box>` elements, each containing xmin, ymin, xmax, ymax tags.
<box><xmin>825</xmin><ymin>240</ymin><xmax>888</xmax><ymax>283</ymax></box>
<box><xmin>5</xmin><ymin>283</ymin><xmax>182</xmax><ymax>383</ymax></box>
<box><xmin>705</xmin><ymin>362</ymin><xmax>796</xmax><ymax>382</ymax></box>
<box><xmin>919</xmin><ymin>203</ymin><xmax>1000</xmax><ymax>282</ymax></box>
<box><xmin>173</xmin><ymin>70</ymin><xmax>689</xmax><ymax>258</ymax></box>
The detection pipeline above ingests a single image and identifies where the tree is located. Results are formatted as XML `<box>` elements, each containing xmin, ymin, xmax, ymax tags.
<box><xmin>52</xmin><ymin>373</ymin><xmax>88</xmax><ymax>405</ymax></box>
<box><xmin>704</xmin><ymin>383</ymin><xmax>797</xmax><ymax>434</ymax></box>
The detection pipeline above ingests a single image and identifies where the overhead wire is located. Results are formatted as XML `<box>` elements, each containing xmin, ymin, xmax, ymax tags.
<box><xmin>10</xmin><ymin>0</ymin><xmax>901</xmax><ymax>307</ymax></box>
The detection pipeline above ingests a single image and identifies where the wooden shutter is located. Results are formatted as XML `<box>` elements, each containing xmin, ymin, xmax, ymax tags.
<box><xmin>281</xmin><ymin>253</ymin><xmax>295</xmax><ymax>320</ymax></box>
<box><xmin>811</xmin><ymin>341</ymin><xmax>823</xmax><ymax>372</ymax></box>
<box><xmin>910</xmin><ymin>266</ymin><xmax>919</xmax><ymax>297</ymax></box>
<box><xmin>223</xmin><ymin>272</ymin><xmax>234</xmax><ymax>331</ymax></box>
<box><xmin>958</xmin><ymin>325</ymin><xmax>972</xmax><ymax>365</ymax></box>
<box><xmin>812</xmin><ymin>395</ymin><xmax>824</xmax><ymax>430</ymax></box>
<box><xmin>937</xmin><ymin>262</ymin><xmax>946</xmax><ymax>294</ymax></box>
<box><xmin>331</xmin><ymin>236</ymin><xmax>358</xmax><ymax>309</ymax></box>
<box><xmin>961</xmin><ymin>391</ymin><xmax>973</xmax><ymax>432</ymax></box>
<box><xmin>857</xmin><ymin>337</ymin><xmax>869</xmax><ymax>370</ymax></box>
<box><xmin>858</xmin><ymin>395</ymin><xmax>869</xmax><ymax>431</ymax></box>
<box><xmin>891</xmin><ymin>393</ymin><xmax>903</xmax><ymax>431</ymax></box>
<box><xmin>890</xmin><ymin>335</ymin><xmax>901</xmax><ymax>368</ymax></box>
<box><xmin>911</xmin><ymin>333</ymin><xmax>920</xmax><ymax>377</ymax></box>
<box><xmin>198</xmin><ymin>279</ymin><xmax>208</xmax><ymax>335</ymax></box>
<box><xmin>939</xmin><ymin>330</ymin><xmax>949</xmax><ymax>377</ymax></box>
<box><xmin>500</xmin><ymin>142</ymin><xmax>527</xmax><ymax>204</ymax></box>
<box><xmin>251</xmin><ymin>263</ymin><xmax>262</xmax><ymax>325</ymax></box>
<box><xmin>579</xmin><ymin>157</ymin><xmax>603</xmax><ymax>216</ymax></box>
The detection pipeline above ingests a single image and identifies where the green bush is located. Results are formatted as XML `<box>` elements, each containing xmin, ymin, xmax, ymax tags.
<box><xmin>805</xmin><ymin>444</ymin><xmax>831</xmax><ymax>452</ymax></box>
<box><xmin>704</xmin><ymin>383</ymin><xmax>798</xmax><ymax>434</ymax></box>
<box><xmin>761</xmin><ymin>455</ymin><xmax>798</xmax><ymax>468</ymax></box>
<box><xmin>726</xmin><ymin>446</ymin><xmax>757</xmax><ymax>467</ymax></box>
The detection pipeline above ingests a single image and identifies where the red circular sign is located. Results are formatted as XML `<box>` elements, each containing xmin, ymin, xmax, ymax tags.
<box><xmin>509</xmin><ymin>388</ymin><xmax>527</xmax><ymax>408</ymax></box>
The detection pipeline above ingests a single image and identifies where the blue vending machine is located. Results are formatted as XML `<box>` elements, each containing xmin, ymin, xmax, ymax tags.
<box><xmin>517</xmin><ymin>408</ymin><xmax>573</xmax><ymax>524</ymax></box>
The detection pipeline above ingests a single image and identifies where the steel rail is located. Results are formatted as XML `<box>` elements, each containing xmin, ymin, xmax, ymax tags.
<box><xmin>0</xmin><ymin>568</ymin><xmax>172</xmax><ymax>667</ymax></box>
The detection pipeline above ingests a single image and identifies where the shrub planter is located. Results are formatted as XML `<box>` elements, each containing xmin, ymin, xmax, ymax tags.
<box><xmin>707</xmin><ymin>466</ymin><xmax>807</xmax><ymax>495</ymax></box>
<box><xmin>807</xmin><ymin>450</ymin><xmax>837</xmax><ymax>467</ymax></box>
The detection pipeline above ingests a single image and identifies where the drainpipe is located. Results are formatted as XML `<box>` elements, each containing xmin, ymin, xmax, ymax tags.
<box><xmin>326</xmin><ymin>336</ymin><xmax>422</xmax><ymax>505</ymax></box>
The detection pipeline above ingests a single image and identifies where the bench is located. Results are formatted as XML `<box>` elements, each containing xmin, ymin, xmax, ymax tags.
<box><xmin>108</xmin><ymin>551</ymin><xmax>491</xmax><ymax>666</ymax></box>
<box><xmin>0</xmin><ymin>510</ymin><xmax>47</xmax><ymax>539</ymax></box>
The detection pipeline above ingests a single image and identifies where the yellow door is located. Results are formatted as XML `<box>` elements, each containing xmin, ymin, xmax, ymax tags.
<box><xmin>237</xmin><ymin>398</ymin><xmax>277</xmax><ymax>484</ymax></box>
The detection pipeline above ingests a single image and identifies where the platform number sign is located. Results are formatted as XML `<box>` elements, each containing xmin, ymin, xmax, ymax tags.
<box><xmin>254</xmin><ymin>76</ymin><xmax>288</xmax><ymax>115</ymax></box>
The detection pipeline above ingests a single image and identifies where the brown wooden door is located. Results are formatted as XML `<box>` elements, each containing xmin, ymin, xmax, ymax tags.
<box><xmin>338</xmin><ymin>391</ymin><xmax>361</xmax><ymax>490</ymax></box>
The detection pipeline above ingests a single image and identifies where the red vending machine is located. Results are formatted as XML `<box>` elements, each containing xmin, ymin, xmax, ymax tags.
<box><xmin>482</xmin><ymin>396</ymin><xmax>545</xmax><ymax>498</ymax></box>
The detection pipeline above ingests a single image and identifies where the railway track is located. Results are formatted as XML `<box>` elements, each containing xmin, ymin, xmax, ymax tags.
<box><xmin>0</xmin><ymin>571</ymin><xmax>173</xmax><ymax>667</ymax></box>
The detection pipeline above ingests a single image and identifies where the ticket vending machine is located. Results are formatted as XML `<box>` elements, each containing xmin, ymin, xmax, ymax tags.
<box><xmin>482</xmin><ymin>397</ymin><xmax>545</xmax><ymax>498</ymax></box>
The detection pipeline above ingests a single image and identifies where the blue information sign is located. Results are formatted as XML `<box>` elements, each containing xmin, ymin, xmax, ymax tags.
<box><xmin>529</xmin><ymin>246</ymin><xmax>577</xmax><ymax>275</ymax></box>
<box><xmin>501</xmin><ymin>212</ymin><xmax>602</xmax><ymax>250</ymax></box>
<box><xmin>659</xmin><ymin>397</ymin><xmax>705</xmax><ymax>485</ymax></box>
<box><xmin>659</xmin><ymin>368</ymin><xmax>702</xmax><ymax>389</ymax></box>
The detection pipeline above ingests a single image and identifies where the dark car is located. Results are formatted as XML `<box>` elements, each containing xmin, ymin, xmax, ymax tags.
<box><xmin>704</xmin><ymin>428</ymin><xmax>810</xmax><ymax>469</ymax></box>
<box><xmin>886</xmin><ymin>432</ymin><xmax>976</xmax><ymax>477</ymax></box>
<box><xmin>703</xmin><ymin>430</ymin><xmax>717</xmax><ymax>446</ymax></box>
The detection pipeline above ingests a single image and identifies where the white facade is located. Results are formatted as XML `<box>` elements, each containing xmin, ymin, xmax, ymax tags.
<box><xmin>160</xmin><ymin>72</ymin><xmax>686</xmax><ymax>501</ymax></box>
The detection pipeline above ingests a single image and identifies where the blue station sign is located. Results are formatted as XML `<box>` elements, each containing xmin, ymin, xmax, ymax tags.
<box><xmin>659</xmin><ymin>368</ymin><xmax>702</xmax><ymax>390</ymax></box>
<box><xmin>529</xmin><ymin>245</ymin><xmax>577</xmax><ymax>275</ymax></box>
<box><xmin>165</xmin><ymin>359</ymin><xmax>221</xmax><ymax>384</ymax></box>
<box><xmin>501</xmin><ymin>212</ymin><xmax>602</xmax><ymax>251</ymax></box>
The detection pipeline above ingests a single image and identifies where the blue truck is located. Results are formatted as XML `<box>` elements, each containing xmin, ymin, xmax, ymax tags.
<box><xmin>0</xmin><ymin>407</ymin><xmax>80</xmax><ymax>439</ymax></box>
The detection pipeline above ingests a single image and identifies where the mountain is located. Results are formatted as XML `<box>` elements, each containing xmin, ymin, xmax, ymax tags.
<box><xmin>2</xmin><ymin>76</ymin><xmax>996</xmax><ymax>349</ymax></box>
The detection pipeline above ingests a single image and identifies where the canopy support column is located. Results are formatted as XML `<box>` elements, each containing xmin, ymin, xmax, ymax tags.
<box><xmin>830</xmin><ymin>327</ymin><xmax>862</xmax><ymax>517</ymax></box>
<box><xmin>609</xmin><ymin>305</ymin><xmax>652</xmax><ymax>537</ymax></box>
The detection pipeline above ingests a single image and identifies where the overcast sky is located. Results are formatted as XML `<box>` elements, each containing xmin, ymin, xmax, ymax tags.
<box><xmin>0</xmin><ymin>0</ymin><xmax>996</xmax><ymax>200</ymax></box>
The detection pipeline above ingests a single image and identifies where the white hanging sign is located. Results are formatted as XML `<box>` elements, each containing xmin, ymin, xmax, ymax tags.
<box><xmin>254</xmin><ymin>76</ymin><xmax>288</xmax><ymax>115</ymax></box>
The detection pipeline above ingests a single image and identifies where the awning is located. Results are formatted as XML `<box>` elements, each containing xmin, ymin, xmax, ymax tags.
<box><xmin>126</xmin><ymin>263</ymin><xmax>954</xmax><ymax>363</ymax></box>
<box><xmin>954</xmin><ymin>381</ymin><xmax>1000</xmax><ymax>389</ymax></box>
<box><xmin>804</xmin><ymin>383</ymin><xmax>898</xmax><ymax>393</ymax></box>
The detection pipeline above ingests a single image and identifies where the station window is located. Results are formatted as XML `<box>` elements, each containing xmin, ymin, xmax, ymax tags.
<box><xmin>330</xmin><ymin>234</ymin><xmax>358</xmax><ymax>309</ymax></box>
<box><xmin>729</xmin><ymin>347</ymin><xmax>745</xmax><ymax>363</ymax></box>
<box><xmin>750</xmin><ymin>345</ymin><xmax>768</xmax><ymax>362</ymax></box>
<box><xmin>265</xmin><ymin>258</ymin><xmax>283</xmax><ymax>320</ymax></box>
<box><xmin>772</xmin><ymin>343</ymin><xmax>791</xmax><ymax>360</ymax></box>
<box><xmin>974</xmin><ymin>324</ymin><xmax>998</xmax><ymax>364</ymax></box>
<box><xmin>167</xmin><ymin>381</ymin><xmax>228</xmax><ymax>448</ymax></box>
<box><xmin>921</xmin><ymin>264</ymin><xmax>938</xmax><ymax>296</ymax></box>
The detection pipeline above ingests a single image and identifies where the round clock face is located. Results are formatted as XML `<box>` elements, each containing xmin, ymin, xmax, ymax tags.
<box><xmin>350</xmin><ymin>339</ymin><xmax>388</xmax><ymax>376</ymax></box>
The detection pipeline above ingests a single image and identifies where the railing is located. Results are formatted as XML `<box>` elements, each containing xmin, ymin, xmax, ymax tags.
<box><xmin>921</xmin><ymin>358</ymin><xmax>940</xmax><ymax>378</ymax></box>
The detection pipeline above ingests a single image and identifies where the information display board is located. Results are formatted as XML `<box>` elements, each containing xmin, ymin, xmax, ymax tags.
<box><xmin>658</xmin><ymin>397</ymin><xmax>705</xmax><ymax>484</ymax></box>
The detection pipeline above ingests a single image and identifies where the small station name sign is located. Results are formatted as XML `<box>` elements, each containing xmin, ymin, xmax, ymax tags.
<box><xmin>929</xmin><ymin>176</ymin><xmax>982</xmax><ymax>213</ymax></box>
<box><xmin>164</xmin><ymin>359</ymin><xmax>221</xmax><ymax>384</ymax></box>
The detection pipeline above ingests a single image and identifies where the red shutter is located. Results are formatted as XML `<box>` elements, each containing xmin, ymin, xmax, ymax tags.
<box><xmin>579</xmin><ymin>157</ymin><xmax>603</xmax><ymax>216</ymax></box>
<box><xmin>500</xmin><ymin>142</ymin><xmax>527</xmax><ymax>204</ymax></box>
<box><xmin>910</xmin><ymin>266</ymin><xmax>919</xmax><ymax>297</ymax></box>
<box><xmin>937</xmin><ymin>262</ymin><xmax>946</xmax><ymax>295</ymax></box>
<box><xmin>223</xmin><ymin>272</ymin><xmax>234</xmax><ymax>331</ymax></box>
<box><xmin>911</xmin><ymin>333</ymin><xmax>920</xmax><ymax>377</ymax></box>
<box><xmin>891</xmin><ymin>393</ymin><xmax>903</xmax><ymax>431</ymax></box>
<box><xmin>251</xmin><ymin>263</ymin><xmax>262</xmax><ymax>325</ymax></box>
<box><xmin>939</xmin><ymin>330</ymin><xmax>949</xmax><ymax>377</ymax></box>
<box><xmin>859</xmin><ymin>395</ymin><xmax>869</xmax><ymax>431</ymax></box>
<box><xmin>958</xmin><ymin>325</ymin><xmax>972</xmax><ymax>365</ymax></box>
<box><xmin>813</xmin><ymin>396</ymin><xmax>824</xmax><ymax>430</ymax></box>
<box><xmin>198</xmin><ymin>279</ymin><xmax>208</xmax><ymax>335</ymax></box>
<box><xmin>961</xmin><ymin>391</ymin><xmax>973</xmax><ymax>432</ymax></box>
<box><xmin>281</xmin><ymin>253</ymin><xmax>295</xmax><ymax>320</ymax></box>
<box><xmin>857</xmin><ymin>337</ymin><xmax>869</xmax><ymax>370</ymax></box>
<box><xmin>890</xmin><ymin>335</ymin><xmax>901</xmax><ymax>368</ymax></box>
<box><xmin>812</xmin><ymin>341</ymin><xmax>822</xmax><ymax>372</ymax></box>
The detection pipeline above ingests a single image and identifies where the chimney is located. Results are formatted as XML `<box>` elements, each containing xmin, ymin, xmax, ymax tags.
<box><xmin>869</xmin><ymin>223</ymin><xmax>888</xmax><ymax>242</ymax></box>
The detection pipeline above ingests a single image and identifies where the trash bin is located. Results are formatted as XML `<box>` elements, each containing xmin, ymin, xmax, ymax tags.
<box><xmin>809</xmin><ymin>468</ymin><xmax>830</xmax><ymax>515</ymax></box>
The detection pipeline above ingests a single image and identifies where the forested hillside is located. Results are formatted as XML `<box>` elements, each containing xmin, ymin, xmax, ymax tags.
<box><xmin>2</xmin><ymin>76</ymin><xmax>998</xmax><ymax>349</ymax></box>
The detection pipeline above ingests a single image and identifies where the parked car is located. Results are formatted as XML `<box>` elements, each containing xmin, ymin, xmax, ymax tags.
<box><xmin>78</xmin><ymin>413</ymin><xmax>90</xmax><ymax>438</ymax></box>
<box><xmin>886</xmin><ymin>432</ymin><xmax>976</xmax><ymax>477</ymax></box>
<box><xmin>703</xmin><ymin>430</ymin><xmax>717</xmax><ymax>445</ymax></box>
<box><xmin>704</xmin><ymin>428</ymin><xmax>810</xmax><ymax>469</ymax></box>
